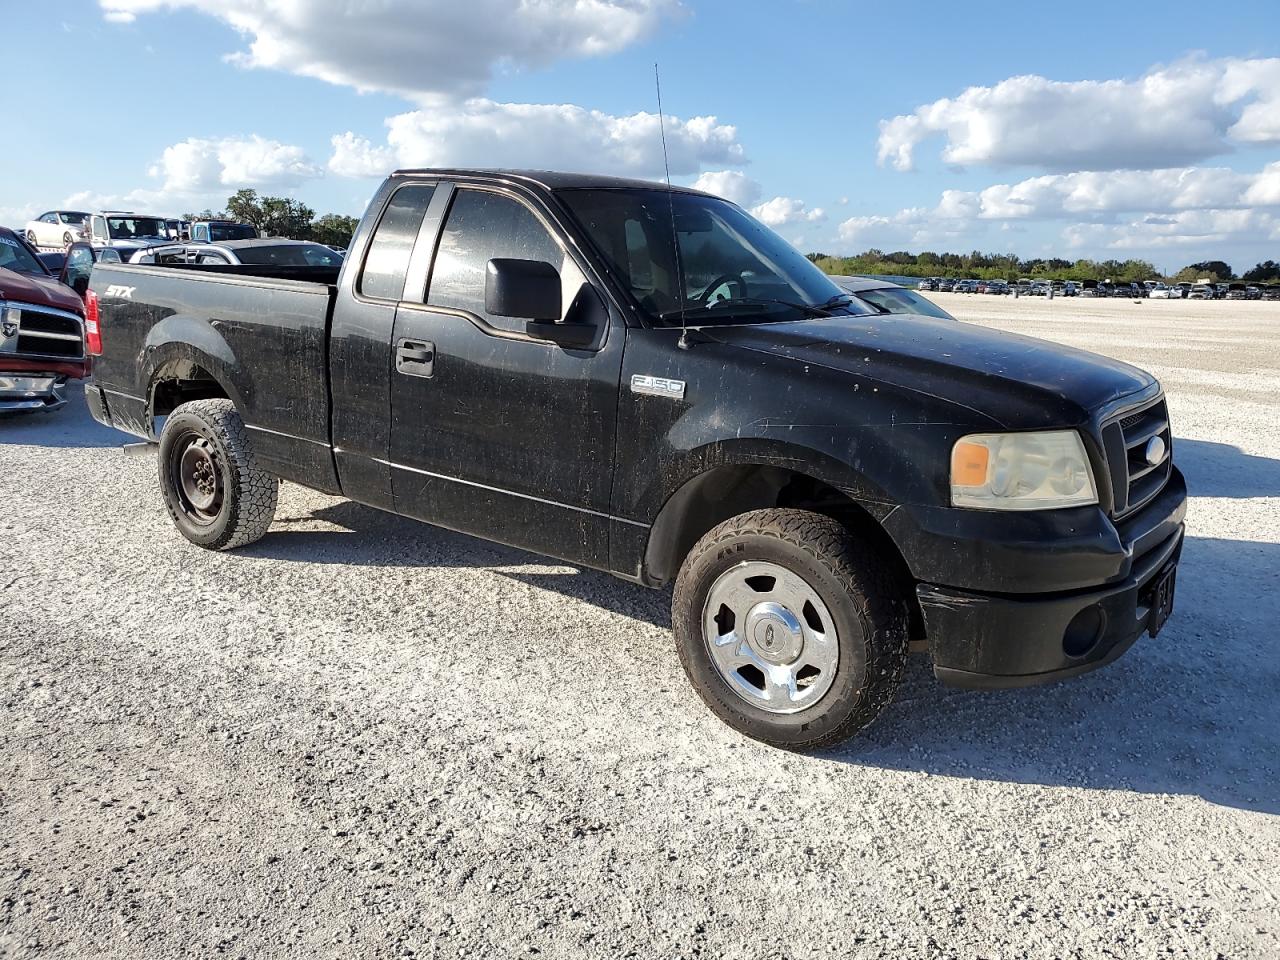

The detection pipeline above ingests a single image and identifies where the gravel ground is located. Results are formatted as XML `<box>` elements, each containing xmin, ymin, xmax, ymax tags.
<box><xmin>2</xmin><ymin>296</ymin><xmax>1277</xmax><ymax>959</ymax></box>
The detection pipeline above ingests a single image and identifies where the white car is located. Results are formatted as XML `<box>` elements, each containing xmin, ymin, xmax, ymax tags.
<box><xmin>1149</xmin><ymin>283</ymin><xmax>1173</xmax><ymax>299</ymax></box>
<box><xmin>24</xmin><ymin>210</ymin><xmax>91</xmax><ymax>249</ymax></box>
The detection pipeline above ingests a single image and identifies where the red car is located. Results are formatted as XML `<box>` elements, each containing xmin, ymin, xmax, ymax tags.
<box><xmin>0</xmin><ymin>228</ymin><xmax>89</xmax><ymax>412</ymax></box>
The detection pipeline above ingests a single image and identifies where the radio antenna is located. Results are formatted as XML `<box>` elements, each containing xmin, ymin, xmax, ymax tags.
<box><xmin>655</xmin><ymin>62</ymin><xmax>690</xmax><ymax>348</ymax></box>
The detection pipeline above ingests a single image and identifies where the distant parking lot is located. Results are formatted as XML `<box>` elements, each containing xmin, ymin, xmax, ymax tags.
<box><xmin>2</xmin><ymin>296</ymin><xmax>1278</xmax><ymax>958</ymax></box>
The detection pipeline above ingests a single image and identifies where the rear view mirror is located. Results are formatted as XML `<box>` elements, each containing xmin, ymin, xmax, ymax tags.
<box><xmin>485</xmin><ymin>258</ymin><xmax>561</xmax><ymax>321</ymax></box>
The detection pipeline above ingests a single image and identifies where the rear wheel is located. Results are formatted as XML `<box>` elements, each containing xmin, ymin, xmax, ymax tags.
<box><xmin>158</xmin><ymin>399</ymin><xmax>278</xmax><ymax>550</ymax></box>
<box><xmin>672</xmin><ymin>508</ymin><xmax>909</xmax><ymax>750</ymax></box>
<box><xmin>26</xmin><ymin>230</ymin><xmax>38</xmax><ymax>246</ymax></box>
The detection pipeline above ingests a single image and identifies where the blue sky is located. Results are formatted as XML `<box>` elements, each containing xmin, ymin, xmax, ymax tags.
<box><xmin>5</xmin><ymin>0</ymin><xmax>1280</xmax><ymax>272</ymax></box>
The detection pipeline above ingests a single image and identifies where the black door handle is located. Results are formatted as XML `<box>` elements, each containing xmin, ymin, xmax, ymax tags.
<box><xmin>396</xmin><ymin>339</ymin><xmax>435</xmax><ymax>378</ymax></box>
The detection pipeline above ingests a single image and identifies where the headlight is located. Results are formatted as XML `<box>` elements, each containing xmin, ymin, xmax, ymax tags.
<box><xmin>951</xmin><ymin>431</ymin><xmax>1097</xmax><ymax>510</ymax></box>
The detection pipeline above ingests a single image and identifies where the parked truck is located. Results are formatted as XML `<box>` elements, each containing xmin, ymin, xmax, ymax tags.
<box><xmin>0</xmin><ymin>228</ymin><xmax>88</xmax><ymax>411</ymax></box>
<box><xmin>189</xmin><ymin>220</ymin><xmax>259</xmax><ymax>243</ymax></box>
<box><xmin>83</xmin><ymin>169</ymin><xmax>1186</xmax><ymax>749</ymax></box>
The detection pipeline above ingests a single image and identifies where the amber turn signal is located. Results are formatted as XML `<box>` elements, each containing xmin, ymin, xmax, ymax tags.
<box><xmin>951</xmin><ymin>440</ymin><xmax>990</xmax><ymax>487</ymax></box>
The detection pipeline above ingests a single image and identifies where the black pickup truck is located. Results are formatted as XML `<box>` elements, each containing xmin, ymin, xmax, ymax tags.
<box><xmin>84</xmin><ymin>169</ymin><xmax>1186</xmax><ymax>749</ymax></box>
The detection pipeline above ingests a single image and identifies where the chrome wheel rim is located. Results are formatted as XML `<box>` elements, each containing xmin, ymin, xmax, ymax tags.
<box><xmin>702</xmin><ymin>560</ymin><xmax>839</xmax><ymax>714</ymax></box>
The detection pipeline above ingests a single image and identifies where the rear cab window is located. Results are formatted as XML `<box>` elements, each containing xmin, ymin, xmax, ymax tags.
<box><xmin>359</xmin><ymin>184</ymin><xmax>438</xmax><ymax>301</ymax></box>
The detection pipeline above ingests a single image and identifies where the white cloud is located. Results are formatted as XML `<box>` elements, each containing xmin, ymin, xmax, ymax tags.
<box><xmin>1242</xmin><ymin>161</ymin><xmax>1280</xmax><ymax>206</ymax></box>
<box><xmin>878</xmin><ymin>57</ymin><xmax>1280</xmax><ymax>172</ymax></box>
<box><xmin>150</xmin><ymin>135</ymin><xmax>322</xmax><ymax>193</ymax></box>
<box><xmin>53</xmin><ymin>136</ymin><xmax>322</xmax><ymax>216</ymax></box>
<box><xmin>328</xmin><ymin>132</ymin><xmax>397</xmax><ymax>179</ymax></box>
<box><xmin>1062</xmin><ymin>209</ymin><xmax>1280</xmax><ymax>251</ymax></box>
<box><xmin>330</xmin><ymin>102</ymin><xmax>745</xmax><ymax>181</ymax></box>
<box><xmin>0</xmin><ymin>203</ymin><xmax>39</xmax><ymax>228</ymax></box>
<box><xmin>840</xmin><ymin>161</ymin><xmax>1280</xmax><ymax>248</ymax></box>
<box><xmin>976</xmin><ymin>166</ymin><xmax>1266</xmax><ymax>220</ymax></box>
<box><xmin>691</xmin><ymin>170</ymin><xmax>761</xmax><ymax>206</ymax></box>
<box><xmin>750</xmin><ymin>197</ymin><xmax>825</xmax><ymax>227</ymax></box>
<box><xmin>835</xmin><ymin>164</ymin><xmax>1280</xmax><ymax>264</ymax></box>
<box><xmin>837</xmin><ymin>201</ymin><xmax>981</xmax><ymax>249</ymax></box>
<box><xmin>99</xmin><ymin>0</ymin><xmax>679</xmax><ymax>102</ymax></box>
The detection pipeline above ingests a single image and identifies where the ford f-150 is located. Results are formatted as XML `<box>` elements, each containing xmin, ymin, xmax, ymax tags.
<box><xmin>83</xmin><ymin>170</ymin><xmax>1186</xmax><ymax>749</ymax></box>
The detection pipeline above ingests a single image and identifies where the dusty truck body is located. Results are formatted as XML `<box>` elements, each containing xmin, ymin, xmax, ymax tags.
<box><xmin>84</xmin><ymin>169</ymin><xmax>1186</xmax><ymax>749</ymax></box>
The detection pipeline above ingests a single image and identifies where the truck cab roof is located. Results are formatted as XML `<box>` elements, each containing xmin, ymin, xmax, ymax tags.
<box><xmin>390</xmin><ymin>168</ymin><xmax>716</xmax><ymax>198</ymax></box>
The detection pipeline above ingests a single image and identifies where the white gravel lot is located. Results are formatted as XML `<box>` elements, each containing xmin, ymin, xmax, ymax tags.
<box><xmin>2</xmin><ymin>295</ymin><xmax>1277</xmax><ymax>959</ymax></box>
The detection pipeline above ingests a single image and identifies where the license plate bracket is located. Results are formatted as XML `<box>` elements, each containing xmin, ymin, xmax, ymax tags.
<box><xmin>1148</xmin><ymin>565</ymin><xmax>1176</xmax><ymax>637</ymax></box>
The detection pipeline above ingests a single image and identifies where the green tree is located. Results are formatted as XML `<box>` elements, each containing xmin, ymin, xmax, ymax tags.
<box><xmin>310</xmin><ymin>213</ymin><xmax>360</xmax><ymax>249</ymax></box>
<box><xmin>1241</xmin><ymin>260</ymin><xmax>1279</xmax><ymax>282</ymax></box>
<box><xmin>1180</xmin><ymin>260</ymin><xmax>1234</xmax><ymax>281</ymax></box>
<box><xmin>225</xmin><ymin>189</ymin><xmax>265</xmax><ymax>229</ymax></box>
<box><xmin>223</xmin><ymin>189</ymin><xmax>316</xmax><ymax>238</ymax></box>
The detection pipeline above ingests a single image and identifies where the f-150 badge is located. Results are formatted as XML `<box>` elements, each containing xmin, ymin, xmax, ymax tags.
<box><xmin>631</xmin><ymin>374</ymin><xmax>686</xmax><ymax>399</ymax></box>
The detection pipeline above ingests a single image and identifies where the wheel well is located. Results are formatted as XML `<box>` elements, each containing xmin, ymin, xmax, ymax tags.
<box><xmin>645</xmin><ymin>465</ymin><xmax>925</xmax><ymax>642</ymax></box>
<box><xmin>150</xmin><ymin>364</ymin><xmax>229</xmax><ymax>422</ymax></box>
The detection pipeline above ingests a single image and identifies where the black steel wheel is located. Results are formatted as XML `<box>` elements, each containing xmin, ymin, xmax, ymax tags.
<box><xmin>157</xmin><ymin>399</ymin><xmax>278</xmax><ymax>550</ymax></box>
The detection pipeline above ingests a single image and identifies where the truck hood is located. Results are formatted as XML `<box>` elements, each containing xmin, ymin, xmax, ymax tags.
<box><xmin>0</xmin><ymin>267</ymin><xmax>83</xmax><ymax>315</ymax></box>
<box><xmin>707</xmin><ymin>312</ymin><xmax>1156</xmax><ymax>429</ymax></box>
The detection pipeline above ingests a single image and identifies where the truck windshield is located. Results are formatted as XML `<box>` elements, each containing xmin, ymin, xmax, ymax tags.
<box><xmin>0</xmin><ymin>234</ymin><xmax>48</xmax><ymax>275</ymax></box>
<box><xmin>208</xmin><ymin>224</ymin><xmax>257</xmax><ymax>241</ymax></box>
<box><xmin>108</xmin><ymin>217</ymin><xmax>168</xmax><ymax>240</ymax></box>
<box><xmin>558</xmin><ymin>188</ymin><xmax>861</xmax><ymax>326</ymax></box>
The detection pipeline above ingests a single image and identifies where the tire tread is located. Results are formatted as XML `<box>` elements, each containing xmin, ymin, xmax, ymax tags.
<box><xmin>160</xmin><ymin>399</ymin><xmax>278</xmax><ymax>550</ymax></box>
<box><xmin>673</xmin><ymin>507</ymin><xmax>908</xmax><ymax>750</ymax></box>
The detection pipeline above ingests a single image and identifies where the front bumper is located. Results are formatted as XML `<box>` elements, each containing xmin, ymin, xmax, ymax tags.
<box><xmin>913</xmin><ymin>467</ymin><xmax>1188</xmax><ymax>688</ymax></box>
<box><xmin>0</xmin><ymin>373</ymin><xmax>69</xmax><ymax>412</ymax></box>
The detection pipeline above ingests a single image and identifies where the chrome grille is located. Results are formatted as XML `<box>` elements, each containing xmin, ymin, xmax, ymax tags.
<box><xmin>1102</xmin><ymin>397</ymin><xmax>1172</xmax><ymax>518</ymax></box>
<box><xmin>9</xmin><ymin>305</ymin><xmax>85</xmax><ymax>360</ymax></box>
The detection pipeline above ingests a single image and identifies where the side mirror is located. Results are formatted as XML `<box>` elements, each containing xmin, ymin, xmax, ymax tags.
<box><xmin>485</xmin><ymin>258</ymin><xmax>561</xmax><ymax>321</ymax></box>
<box><xmin>61</xmin><ymin>242</ymin><xmax>96</xmax><ymax>299</ymax></box>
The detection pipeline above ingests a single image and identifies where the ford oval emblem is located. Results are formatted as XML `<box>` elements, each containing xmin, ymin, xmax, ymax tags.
<box><xmin>1144</xmin><ymin>435</ymin><xmax>1166</xmax><ymax>466</ymax></box>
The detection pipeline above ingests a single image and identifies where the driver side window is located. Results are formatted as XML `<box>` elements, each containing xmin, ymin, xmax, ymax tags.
<box><xmin>427</xmin><ymin>189</ymin><xmax>585</xmax><ymax>335</ymax></box>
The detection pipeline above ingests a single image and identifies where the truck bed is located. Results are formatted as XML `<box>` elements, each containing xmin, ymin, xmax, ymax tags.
<box><xmin>88</xmin><ymin>262</ymin><xmax>340</xmax><ymax>492</ymax></box>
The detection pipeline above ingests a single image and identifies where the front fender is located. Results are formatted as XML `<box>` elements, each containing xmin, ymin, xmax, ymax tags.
<box><xmin>631</xmin><ymin>437</ymin><xmax>909</xmax><ymax>586</ymax></box>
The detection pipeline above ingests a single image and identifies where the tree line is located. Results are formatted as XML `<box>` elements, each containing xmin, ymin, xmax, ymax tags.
<box><xmin>805</xmin><ymin>249</ymin><xmax>1280</xmax><ymax>284</ymax></box>
<box><xmin>184</xmin><ymin>189</ymin><xmax>360</xmax><ymax>249</ymax></box>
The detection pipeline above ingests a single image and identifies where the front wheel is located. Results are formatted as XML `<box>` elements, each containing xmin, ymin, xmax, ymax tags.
<box><xmin>672</xmin><ymin>508</ymin><xmax>909</xmax><ymax>750</ymax></box>
<box><xmin>158</xmin><ymin>399</ymin><xmax>278</xmax><ymax>550</ymax></box>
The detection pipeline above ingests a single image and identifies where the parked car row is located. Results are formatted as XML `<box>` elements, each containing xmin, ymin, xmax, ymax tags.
<box><xmin>20</xmin><ymin>209</ymin><xmax>262</xmax><ymax>253</ymax></box>
<box><xmin>917</xmin><ymin>276</ymin><xmax>1280</xmax><ymax>300</ymax></box>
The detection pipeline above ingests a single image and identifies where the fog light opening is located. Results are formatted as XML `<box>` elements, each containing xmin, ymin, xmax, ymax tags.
<box><xmin>1063</xmin><ymin>605</ymin><xmax>1106</xmax><ymax>659</ymax></box>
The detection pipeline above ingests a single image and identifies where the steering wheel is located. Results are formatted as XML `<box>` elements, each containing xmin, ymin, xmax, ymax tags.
<box><xmin>696</xmin><ymin>272</ymin><xmax>747</xmax><ymax>305</ymax></box>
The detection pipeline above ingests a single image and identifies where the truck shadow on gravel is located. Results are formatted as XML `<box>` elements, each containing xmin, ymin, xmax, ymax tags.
<box><xmin>838</xmin><ymin>534</ymin><xmax>1280</xmax><ymax>816</ymax></box>
<box><xmin>247</xmin><ymin>500</ymin><xmax>675</xmax><ymax>626</ymax></box>
<box><xmin>1172</xmin><ymin>437</ymin><xmax>1280</xmax><ymax>499</ymax></box>
<box><xmin>0</xmin><ymin>381</ymin><xmax>131</xmax><ymax>448</ymax></box>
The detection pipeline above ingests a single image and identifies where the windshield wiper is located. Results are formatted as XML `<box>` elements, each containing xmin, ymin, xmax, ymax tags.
<box><xmin>656</xmin><ymin>296</ymin><xmax>846</xmax><ymax>323</ymax></box>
